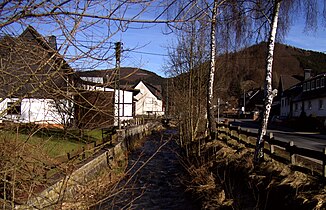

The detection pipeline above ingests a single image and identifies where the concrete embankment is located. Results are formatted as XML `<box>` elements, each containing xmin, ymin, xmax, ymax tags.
<box><xmin>16</xmin><ymin>122</ymin><xmax>161</xmax><ymax>209</ymax></box>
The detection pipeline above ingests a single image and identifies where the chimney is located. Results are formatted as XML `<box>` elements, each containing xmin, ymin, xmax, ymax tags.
<box><xmin>304</xmin><ymin>69</ymin><xmax>312</xmax><ymax>80</ymax></box>
<box><xmin>48</xmin><ymin>35</ymin><xmax>57</xmax><ymax>50</ymax></box>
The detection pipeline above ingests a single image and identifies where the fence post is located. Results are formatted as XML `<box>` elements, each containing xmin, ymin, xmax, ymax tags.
<box><xmin>323</xmin><ymin>147</ymin><xmax>326</xmax><ymax>178</ymax></box>
<box><xmin>269</xmin><ymin>133</ymin><xmax>275</xmax><ymax>155</ymax></box>
<box><xmin>246</xmin><ymin>129</ymin><xmax>250</xmax><ymax>144</ymax></box>
<box><xmin>237</xmin><ymin>126</ymin><xmax>241</xmax><ymax>142</ymax></box>
<box><xmin>82</xmin><ymin>146</ymin><xmax>86</xmax><ymax>160</ymax></box>
<box><xmin>289</xmin><ymin>141</ymin><xmax>296</xmax><ymax>164</ymax></box>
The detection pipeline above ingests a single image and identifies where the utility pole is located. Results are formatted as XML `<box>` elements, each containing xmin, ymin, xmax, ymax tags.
<box><xmin>217</xmin><ymin>98</ymin><xmax>220</xmax><ymax>124</ymax></box>
<box><xmin>243</xmin><ymin>90</ymin><xmax>246</xmax><ymax>113</ymax></box>
<box><xmin>115</xmin><ymin>42</ymin><xmax>122</xmax><ymax>129</ymax></box>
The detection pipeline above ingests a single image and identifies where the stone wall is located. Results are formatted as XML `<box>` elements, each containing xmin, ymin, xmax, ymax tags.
<box><xmin>16</xmin><ymin>122</ymin><xmax>161</xmax><ymax>209</ymax></box>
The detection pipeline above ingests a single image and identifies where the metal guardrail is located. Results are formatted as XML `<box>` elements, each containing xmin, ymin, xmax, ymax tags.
<box><xmin>216</xmin><ymin>123</ymin><xmax>326</xmax><ymax>178</ymax></box>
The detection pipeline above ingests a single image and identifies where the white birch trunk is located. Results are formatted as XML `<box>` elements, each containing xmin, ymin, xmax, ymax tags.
<box><xmin>254</xmin><ymin>0</ymin><xmax>281</xmax><ymax>163</ymax></box>
<box><xmin>207</xmin><ymin>0</ymin><xmax>218</xmax><ymax>139</ymax></box>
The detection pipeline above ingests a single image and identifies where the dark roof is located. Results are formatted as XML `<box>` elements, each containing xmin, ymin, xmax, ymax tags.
<box><xmin>75</xmin><ymin>68</ymin><xmax>164</xmax><ymax>97</ymax></box>
<box><xmin>75</xmin><ymin>67</ymin><xmax>164</xmax><ymax>86</ymax></box>
<box><xmin>300</xmin><ymin>72</ymin><xmax>326</xmax><ymax>100</ymax></box>
<box><xmin>136</xmin><ymin>81</ymin><xmax>163</xmax><ymax>100</ymax></box>
<box><xmin>284</xmin><ymin>72</ymin><xmax>326</xmax><ymax>102</ymax></box>
<box><xmin>278</xmin><ymin>75</ymin><xmax>301</xmax><ymax>92</ymax></box>
<box><xmin>0</xmin><ymin>26</ymin><xmax>73</xmax><ymax>99</ymax></box>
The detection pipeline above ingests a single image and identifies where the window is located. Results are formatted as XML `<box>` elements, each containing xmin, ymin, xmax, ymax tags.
<box><xmin>308</xmin><ymin>101</ymin><xmax>312</xmax><ymax>110</ymax></box>
<box><xmin>303</xmin><ymin>83</ymin><xmax>306</xmax><ymax>92</ymax></box>
<box><xmin>294</xmin><ymin>103</ymin><xmax>298</xmax><ymax>111</ymax></box>
<box><xmin>7</xmin><ymin>101</ymin><xmax>21</xmax><ymax>115</ymax></box>
<box><xmin>316</xmin><ymin>79</ymin><xmax>320</xmax><ymax>88</ymax></box>
<box><xmin>319</xmin><ymin>100</ymin><xmax>324</xmax><ymax>110</ymax></box>
<box><xmin>321</xmin><ymin>78</ymin><xmax>325</xmax><ymax>88</ymax></box>
<box><xmin>311</xmin><ymin>80</ymin><xmax>315</xmax><ymax>90</ymax></box>
<box><xmin>307</xmin><ymin>81</ymin><xmax>311</xmax><ymax>91</ymax></box>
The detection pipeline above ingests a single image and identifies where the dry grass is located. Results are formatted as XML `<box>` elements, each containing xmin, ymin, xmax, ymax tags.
<box><xmin>182</xmin><ymin>136</ymin><xmax>326</xmax><ymax>209</ymax></box>
<box><xmin>60</xmin><ymin>164</ymin><xmax>128</xmax><ymax>209</ymax></box>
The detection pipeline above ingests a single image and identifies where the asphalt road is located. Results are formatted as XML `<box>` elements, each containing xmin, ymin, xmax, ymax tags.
<box><xmin>225</xmin><ymin>118</ymin><xmax>326</xmax><ymax>152</ymax></box>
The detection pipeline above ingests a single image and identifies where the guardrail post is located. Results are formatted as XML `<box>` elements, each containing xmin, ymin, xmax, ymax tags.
<box><xmin>246</xmin><ymin>129</ymin><xmax>250</xmax><ymax>144</ymax></box>
<box><xmin>237</xmin><ymin>126</ymin><xmax>241</xmax><ymax>142</ymax></box>
<box><xmin>82</xmin><ymin>146</ymin><xmax>86</xmax><ymax>160</ymax></box>
<box><xmin>289</xmin><ymin>141</ymin><xmax>296</xmax><ymax>164</ymax></box>
<box><xmin>323</xmin><ymin>147</ymin><xmax>326</xmax><ymax>178</ymax></box>
<box><xmin>270</xmin><ymin>133</ymin><xmax>275</xmax><ymax>155</ymax></box>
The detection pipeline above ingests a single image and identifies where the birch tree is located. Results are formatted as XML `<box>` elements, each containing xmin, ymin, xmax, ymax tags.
<box><xmin>253</xmin><ymin>0</ymin><xmax>326</xmax><ymax>163</ymax></box>
<box><xmin>253</xmin><ymin>0</ymin><xmax>281</xmax><ymax>163</ymax></box>
<box><xmin>207</xmin><ymin>0</ymin><xmax>218</xmax><ymax>139</ymax></box>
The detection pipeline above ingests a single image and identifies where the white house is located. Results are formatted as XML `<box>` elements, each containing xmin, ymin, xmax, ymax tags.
<box><xmin>0</xmin><ymin>98</ymin><xmax>70</xmax><ymax>125</ymax></box>
<box><xmin>292</xmin><ymin>72</ymin><xmax>326</xmax><ymax>118</ymax></box>
<box><xmin>134</xmin><ymin>81</ymin><xmax>164</xmax><ymax>116</ymax></box>
<box><xmin>0</xmin><ymin>26</ymin><xmax>73</xmax><ymax>126</ymax></box>
<box><xmin>79</xmin><ymin>83</ymin><xmax>135</xmax><ymax>126</ymax></box>
<box><xmin>279</xmin><ymin>70</ymin><xmax>326</xmax><ymax>120</ymax></box>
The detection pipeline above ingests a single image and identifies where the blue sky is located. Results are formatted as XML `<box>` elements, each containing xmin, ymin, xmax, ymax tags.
<box><xmin>118</xmin><ymin>21</ymin><xmax>326</xmax><ymax>78</ymax></box>
<box><xmin>5</xmin><ymin>1</ymin><xmax>325</xmax><ymax>78</ymax></box>
<box><xmin>116</xmin><ymin>23</ymin><xmax>172</xmax><ymax>77</ymax></box>
<box><xmin>285</xmin><ymin>23</ymin><xmax>326</xmax><ymax>53</ymax></box>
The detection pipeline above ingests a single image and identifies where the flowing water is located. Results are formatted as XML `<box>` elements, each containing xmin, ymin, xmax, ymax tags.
<box><xmin>94</xmin><ymin>129</ymin><xmax>199</xmax><ymax>210</ymax></box>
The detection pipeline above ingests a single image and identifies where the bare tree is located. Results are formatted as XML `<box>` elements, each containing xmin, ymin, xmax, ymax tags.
<box><xmin>254</xmin><ymin>0</ymin><xmax>281</xmax><ymax>163</ymax></box>
<box><xmin>252</xmin><ymin>0</ymin><xmax>326</xmax><ymax>163</ymax></box>
<box><xmin>207</xmin><ymin>0</ymin><xmax>218</xmax><ymax>139</ymax></box>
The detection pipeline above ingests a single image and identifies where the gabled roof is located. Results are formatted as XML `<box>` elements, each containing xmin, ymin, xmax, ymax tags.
<box><xmin>75</xmin><ymin>67</ymin><xmax>164</xmax><ymax>86</ymax></box>
<box><xmin>0</xmin><ymin>26</ymin><xmax>73</xmax><ymax>99</ymax></box>
<box><xmin>278</xmin><ymin>75</ymin><xmax>301</xmax><ymax>92</ymax></box>
<box><xmin>134</xmin><ymin>80</ymin><xmax>163</xmax><ymax>100</ymax></box>
<box><xmin>282</xmin><ymin>72</ymin><xmax>326</xmax><ymax>102</ymax></box>
<box><xmin>75</xmin><ymin>68</ymin><xmax>164</xmax><ymax>98</ymax></box>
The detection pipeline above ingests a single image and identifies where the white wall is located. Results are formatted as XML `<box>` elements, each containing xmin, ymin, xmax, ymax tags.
<box><xmin>280</xmin><ymin>97</ymin><xmax>291</xmax><ymax>117</ymax></box>
<box><xmin>80</xmin><ymin>77</ymin><xmax>103</xmax><ymax>84</ymax></box>
<box><xmin>114</xmin><ymin>89</ymin><xmax>134</xmax><ymax>125</ymax></box>
<box><xmin>0</xmin><ymin>98</ymin><xmax>68</xmax><ymax>124</ymax></box>
<box><xmin>293</xmin><ymin>97</ymin><xmax>326</xmax><ymax>117</ymax></box>
<box><xmin>134</xmin><ymin>81</ymin><xmax>164</xmax><ymax>116</ymax></box>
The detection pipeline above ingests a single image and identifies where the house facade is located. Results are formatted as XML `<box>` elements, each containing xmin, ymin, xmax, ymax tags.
<box><xmin>134</xmin><ymin>81</ymin><xmax>164</xmax><ymax>116</ymax></box>
<box><xmin>0</xmin><ymin>26</ymin><xmax>73</xmax><ymax>126</ymax></box>
<box><xmin>0</xmin><ymin>98</ymin><xmax>68</xmax><ymax>124</ymax></box>
<box><xmin>279</xmin><ymin>70</ymin><xmax>326</xmax><ymax>121</ymax></box>
<box><xmin>292</xmin><ymin>73</ymin><xmax>326</xmax><ymax>118</ymax></box>
<box><xmin>75</xmin><ymin>74</ymin><xmax>136</xmax><ymax>128</ymax></box>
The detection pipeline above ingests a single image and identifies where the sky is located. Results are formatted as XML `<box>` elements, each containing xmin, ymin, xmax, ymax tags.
<box><xmin>119</xmin><ymin>20</ymin><xmax>326</xmax><ymax>78</ymax></box>
<box><xmin>4</xmin><ymin>1</ymin><xmax>325</xmax><ymax>78</ymax></box>
<box><xmin>116</xmin><ymin>23</ymin><xmax>173</xmax><ymax>78</ymax></box>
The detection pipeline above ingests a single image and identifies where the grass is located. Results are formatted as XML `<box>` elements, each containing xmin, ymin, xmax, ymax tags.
<box><xmin>0</xmin><ymin>126</ymin><xmax>104</xmax><ymax>158</ymax></box>
<box><xmin>0</xmin><ymin>129</ymin><xmax>84</xmax><ymax>158</ymax></box>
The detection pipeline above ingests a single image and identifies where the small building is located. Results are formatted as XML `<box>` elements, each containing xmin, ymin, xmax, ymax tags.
<box><xmin>277</xmin><ymin>74</ymin><xmax>302</xmax><ymax>117</ymax></box>
<box><xmin>0</xmin><ymin>26</ymin><xmax>73</xmax><ymax>126</ymax></box>
<box><xmin>134</xmin><ymin>81</ymin><xmax>164</xmax><ymax>116</ymax></box>
<box><xmin>75</xmin><ymin>72</ymin><xmax>137</xmax><ymax>128</ymax></box>
<box><xmin>279</xmin><ymin>69</ymin><xmax>326</xmax><ymax>122</ymax></box>
<box><xmin>292</xmin><ymin>72</ymin><xmax>326</xmax><ymax>118</ymax></box>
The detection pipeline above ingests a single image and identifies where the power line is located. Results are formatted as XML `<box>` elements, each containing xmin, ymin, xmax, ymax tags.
<box><xmin>130</xmin><ymin>50</ymin><xmax>168</xmax><ymax>56</ymax></box>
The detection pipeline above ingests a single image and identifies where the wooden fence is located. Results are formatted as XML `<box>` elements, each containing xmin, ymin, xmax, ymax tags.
<box><xmin>216</xmin><ymin>123</ymin><xmax>326</xmax><ymax>178</ymax></box>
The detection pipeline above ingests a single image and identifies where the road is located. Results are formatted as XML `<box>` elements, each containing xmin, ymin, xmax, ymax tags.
<box><xmin>226</xmin><ymin>118</ymin><xmax>326</xmax><ymax>152</ymax></box>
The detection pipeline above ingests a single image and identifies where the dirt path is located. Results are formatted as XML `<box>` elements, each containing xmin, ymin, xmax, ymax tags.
<box><xmin>94</xmin><ymin>129</ymin><xmax>199</xmax><ymax>210</ymax></box>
